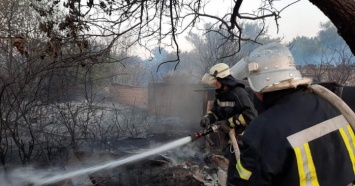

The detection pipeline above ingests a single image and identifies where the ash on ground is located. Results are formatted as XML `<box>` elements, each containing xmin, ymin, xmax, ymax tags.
<box><xmin>72</xmin><ymin>117</ymin><xmax>229</xmax><ymax>186</ymax></box>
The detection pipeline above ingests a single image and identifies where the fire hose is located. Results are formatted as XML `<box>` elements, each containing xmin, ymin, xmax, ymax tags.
<box><xmin>191</xmin><ymin>124</ymin><xmax>240</xmax><ymax>159</ymax></box>
<box><xmin>310</xmin><ymin>85</ymin><xmax>355</xmax><ymax>186</ymax></box>
<box><xmin>310</xmin><ymin>84</ymin><xmax>355</xmax><ymax>130</ymax></box>
<box><xmin>190</xmin><ymin>84</ymin><xmax>355</xmax><ymax>161</ymax></box>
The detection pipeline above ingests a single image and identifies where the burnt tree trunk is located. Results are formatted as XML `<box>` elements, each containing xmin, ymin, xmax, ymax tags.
<box><xmin>309</xmin><ymin>0</ymin><xmax>355</xmax><ymax>55</ymax></box>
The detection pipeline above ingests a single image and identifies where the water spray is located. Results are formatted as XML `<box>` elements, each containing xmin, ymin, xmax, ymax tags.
<box><xmin>15</xmin><ymin>125</ymin><xmax>220</xmax><ymax>185</ymax></box>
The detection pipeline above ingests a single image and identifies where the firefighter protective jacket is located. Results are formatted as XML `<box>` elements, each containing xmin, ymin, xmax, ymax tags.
<box><xmin>233</xmin><ymin>87</ymin><xmax>355</xmax><ymax>186</ymax></box>
<box><xmin>207</xmin><ymin>78</ymin><xmax>257</xmax><ymax>134</ymax></box>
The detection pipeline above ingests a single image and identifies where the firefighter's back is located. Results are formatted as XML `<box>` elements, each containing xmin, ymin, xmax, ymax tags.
<box><xmin>244</xmin><ymin>89</ymin><xmax>355</xmax><ymax>185</ymax></box>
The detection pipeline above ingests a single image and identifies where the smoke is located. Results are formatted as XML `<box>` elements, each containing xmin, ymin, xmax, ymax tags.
<box><xmin>1</xmin><ymin>137</ymin><xmax>192</xmax><ymax>185</ymax></box>
<box><xmin>0</xmin><ymin>166</ymin><xmax>56</xmax><ymax>186</ymax></box>
<box><xmin>162</xmin><ymin>140</ymin><xmax>207</xmax><ymax>165</ymax></box>
<box><xmin>148</xmin><ymin>82</ymin><xmax>206</xmax><ymax>126</ymax></box>
<box><xmin>0</xmin><ymin>169</ymin><xmax>22</xmax><ymax>186</ymax></box>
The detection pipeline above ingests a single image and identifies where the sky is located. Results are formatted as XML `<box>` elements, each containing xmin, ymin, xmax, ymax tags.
<box><xmin>137</xmin><ymin>0</ymin><xmax>331</xmax><ymax>57</ymax></box>
<box><xmin>246</xmin><ymin>0</ymin><xmax>330</xmax><ymax>42</ymax></box>
<box><xmin>212</xmin><ymin>0</ymin><xmax>330</xmax><ymax>41</ymax></box>
<box><xmin>181</xmin><ymin>0</ymin><xmax>331</xmax><ymax>49</ymax></box>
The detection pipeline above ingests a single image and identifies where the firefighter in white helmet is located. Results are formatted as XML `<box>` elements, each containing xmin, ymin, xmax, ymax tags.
<box><xmin>231</xmin><ymin>42</ymin><xmax>355</xmax><ymax>186</ymax></box>
<box><xmin>200</xmin><ymin>63</ymin><xmax>258</xmax><ymax>184</ymax></box>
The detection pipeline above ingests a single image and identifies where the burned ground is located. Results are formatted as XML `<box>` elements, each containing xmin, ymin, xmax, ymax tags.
<box><xmin>65</xmin><ymin>117</ymin><xmax>227</xmax><ymax>186</ymax></box>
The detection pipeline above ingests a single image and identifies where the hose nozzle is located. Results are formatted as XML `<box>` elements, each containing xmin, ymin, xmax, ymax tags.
<box><xmin>190</xmin><ymin>124</ymin><xmax>220</xmax><ymax>141</ymax></box>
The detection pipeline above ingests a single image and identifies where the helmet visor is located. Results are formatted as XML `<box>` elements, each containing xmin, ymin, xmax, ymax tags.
<box><xmin>230</xmin><ymin>58</ymin><xmax>248</xmax><ymax>80</ymax></box>
<box><xmin>201</xmin><ymin>73</ymin><xmax>216</xmax><ymax>85</ymax></box>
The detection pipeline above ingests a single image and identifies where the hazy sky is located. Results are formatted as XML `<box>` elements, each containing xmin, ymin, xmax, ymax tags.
<box><xmin>178</xmin><ymin>0</ymin><xmax>329</xmax><ymax>52</ymax></box>
<box><xmin>138</xmin><ymin>0</ymin><xmax>331</xmax><ymax>57</ymax></box>
<box><xmin>250</xmin><ymin>0</ymin><xmax>330</xmax><ymax>42</ymax></box>
<box><xmin>218</xmin><ymin>0</ymin><xmax>330</xmax><ymax>42</ymax></box>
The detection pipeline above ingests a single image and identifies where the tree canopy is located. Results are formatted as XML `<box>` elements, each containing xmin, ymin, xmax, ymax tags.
<box><xmin>21</xmin><ymin>0</ymin><xmax>352</xmax><ymax>69</ymax></box>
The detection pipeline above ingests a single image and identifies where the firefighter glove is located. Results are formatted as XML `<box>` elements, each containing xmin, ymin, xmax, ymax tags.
<box><xmin>215</xmin><ymin>120</ymin><xmax>231</xmax><ymax>133</ymax></box>
<box><xmin>200</xmin><ymin>116</ymin><xmax>211</xmax><ymax>128</ymax></box>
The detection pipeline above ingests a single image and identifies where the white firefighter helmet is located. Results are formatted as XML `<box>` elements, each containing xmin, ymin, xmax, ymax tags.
<box><xmin>232</xmin><ymin>43</ymin><xmax>312</xmax><ymax>93</ymax></box>
<box><xmin>230</xmin><ymin>58</ymin><xmax>248</xmax><ymax>80</ymax></box>
<box><xmin>201</xmin><ymin>63</ymin><xmax>231</xmax><ymax>85</ymax></box>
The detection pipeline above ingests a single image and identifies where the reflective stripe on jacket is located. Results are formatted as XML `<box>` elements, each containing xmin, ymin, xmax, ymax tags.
<box><xmin>233</xmin><ymin>88</ymin><xmax>355</xmax><ymax>186</ymax></box>
<box><xmin>209</xmin><ymin>86</ymin><xmax>257</xmax><ymax>131</ymax></box>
